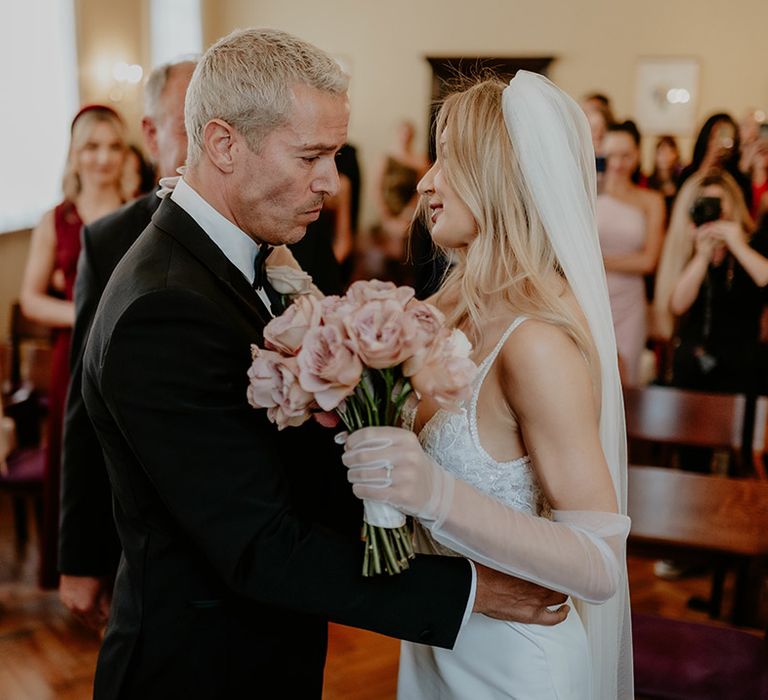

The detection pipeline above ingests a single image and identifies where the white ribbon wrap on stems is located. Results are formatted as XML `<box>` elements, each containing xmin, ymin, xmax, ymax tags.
<box><xmin>363</xmin><ymin>499</ymin><xmax>406</xmax><ymax>528</ymax></box>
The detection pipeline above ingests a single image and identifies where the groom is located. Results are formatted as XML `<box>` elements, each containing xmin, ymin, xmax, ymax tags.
<box><xmin>83</xmin><ymin>28</ymin><xmax>567</xmax><ymax>699</ymax></box>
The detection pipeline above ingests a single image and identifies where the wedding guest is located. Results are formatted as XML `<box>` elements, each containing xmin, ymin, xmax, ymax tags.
<box><xmin>121</xmin><ymin>144</ymin><xmax>156</xmax><ymax>200</ymax></box>
<box><xmin>336</xmin><ymin>142</ymin><xmax>362</xmax><ymax>283</ymax></box>
<box><xmin>362</xmin><ymin>120</ymin><xmax>429</xmax><ymax>284</ymax></box>
<box><xmin>580</xmin><ymin>91</ymin><xmax>615</xmax><ymax>171</ymax></box>
<box><xmin>375</xmin><ymin>120</ymin><xmax>429</xmax><ymax>235</ymax></box>
<box><xmin>738</xmin><ymin>109</ymin><xmax>764</xmax><ymax>170</ymax></box>
<box><xmin>597</xmin><ymin>121</ymin><xmax>665</xmax><ymax>386</ymax></box>
<box><xmin>317</xmin><ymin>172</ymin><xmax>353</xmax><ymax>264</ymax></box>
<box><xmin>741</xmin><ymin>132</ymin><xmax>768</xmax><ymax>221</ymax></box>
<box><xmin>647</xmin><ymin>135</ymin><xmax>682</xmax><ymax>222</ymax></box>
<box><xmin>654</xmin><ymin>170</ymin><xmax>766</xmax><ymax>394</ymax></box>
<box><xmin>19</xmin><ymin>104</ymin><xmax>126</xmax><ymax>589</ymax></box>
<box><xmin>81</xmin><ymin>30</ymin><xmax>559</xmax><ymax>699</ymax></box>
<box><xmin>58</xmin><ymin>59</ymin><xmax>197</xmax><ymax>628</ymax></box>
<box><xmin>677</xmin><ymin>113</ymin><xmax>752</xmax><ymax>210</ymax></box>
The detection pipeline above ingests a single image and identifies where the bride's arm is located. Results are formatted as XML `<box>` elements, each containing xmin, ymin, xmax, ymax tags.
<box><xmin>499</xmin><ymin>321</ymin><xmax>616</xmax><ymax>513</ymax></box>
<box><xmin>342</xmin><ymin>321</ymin><xmax>629</xmax><ymax>604</ymax></box>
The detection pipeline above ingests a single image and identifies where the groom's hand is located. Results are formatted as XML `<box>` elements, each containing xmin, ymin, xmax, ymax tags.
<box><xmin>59</xmin><ymin>574</ymin><xmax>112</xmax><ymax>630</ymax></box>
<box><xmin>472</xmin><ymin>563</ymin><xmax>569</xmax><ymax>625</ymax></box>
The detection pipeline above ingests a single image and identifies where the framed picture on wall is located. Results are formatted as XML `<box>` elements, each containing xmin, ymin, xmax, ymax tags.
<box><xmin>634</xmin><ymin>57</ymin><xmax>699</xmax><ymax>135</ymax></box>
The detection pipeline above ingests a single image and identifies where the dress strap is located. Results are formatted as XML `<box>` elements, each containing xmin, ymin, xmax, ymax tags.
<box><xmin>469</xmin><ymin>315</ymin><xmax>529</xmax><ymax>431</ymax></box>
<box><xmin>475</xmin><ymin>316</ymin><xmax>530</xmax><ymax>383</ymax></box>
<box><xmin>467</xmin><ymin>315</ymin><xmax>529</xmax><ymax>462</ymax></box>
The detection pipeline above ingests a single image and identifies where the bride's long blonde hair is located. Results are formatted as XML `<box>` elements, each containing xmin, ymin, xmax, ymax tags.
<box><xmin>431</xmin><ymin>79</ymin><xmax>597</xmax><ymax>379</ymax></box>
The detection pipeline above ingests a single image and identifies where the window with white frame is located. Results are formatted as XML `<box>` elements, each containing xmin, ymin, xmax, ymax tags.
<box><xmin>0</xmin><ymin>0</ymin><xmax>79</xmax><ymax>233</ymax></box>
<box><xmin>150</xmin><ymin>0</ymin><xmax>202</xmax><ymax>68</ymax></box>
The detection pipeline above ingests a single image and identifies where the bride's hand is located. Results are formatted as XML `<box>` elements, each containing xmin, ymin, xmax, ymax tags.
<box><xmin>341</xmin><ymin>426</ymin><xmax>452</xmax><ymax>522</ymax></box>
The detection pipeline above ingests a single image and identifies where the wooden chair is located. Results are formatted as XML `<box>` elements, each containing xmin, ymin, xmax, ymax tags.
<box><xmin>0</xmin><ymin>447</ymin><xmax>45</xmax><ymax>553</ymax></box>
<box><xmin>0</xmin><ymin>367</ymin><xmax>44</xmax><ymax>554</ymax></box>
<box><xmin>633</xmin><ymin>612</ymin><xmax>768</xmax><ymax>699</ymax></box>
<box><xmin>624</xmin><ymin>386</ymin><xmax>768</xmax><ymax>619</ymax></box>
<box><xmin>9</xmin><ymin>301</ymin><xmax>52</xmax><ymax>391</ymax></box>
<box><xmin>623</xmin><ymin>385</ymin><xmax>754</xmax><ymax>473</ymax></box>
<box><xmin>4</xmin><ymin>302</ymin><xmax>53</xmax><ymax>447</ymax></box>
<box><xmin>749</xmin><ymin>397</ymin><xmax>768</xmax><ymax>480</ymax></box>
<box><xmin>0</xmin><ymin>340</ymin><xmax>11</xmax><ymax>395</ymax></box>
<box><xmin>0</xmin><ymin>305</ymin><xmax>50</xmax><ymax>552</ymax></box>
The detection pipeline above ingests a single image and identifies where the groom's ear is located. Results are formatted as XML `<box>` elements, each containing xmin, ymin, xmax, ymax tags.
<box><xmin>202</xmin><ymin>118</ymin><xmax>236</xmax><ymax>174</ymax></box>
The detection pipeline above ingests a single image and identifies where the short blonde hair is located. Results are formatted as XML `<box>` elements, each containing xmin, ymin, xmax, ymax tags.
<box><xmin>430</xmin><ymin>79</ymin><xmax>597</xmax><ymax>379</ymax></box>
<box><xmin>185</xmin><ymin>28</ymin><xmax>348</xmax><ymax>165</ymax></box>
<box><xmin>652</xmin><ymin>169</ymin><xmax>755</xmax><ymax>339</ymax></box>
<box><xmin>62</xmin><ymin>107</ymin><xmax>126</xmax><ymax>201</ymax></box>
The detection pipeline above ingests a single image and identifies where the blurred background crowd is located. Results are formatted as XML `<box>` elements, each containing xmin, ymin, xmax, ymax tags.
<box><xmin>1</xmin><ymin>1</ymin><xmax>767</xmax><ymax>698</ymax></box>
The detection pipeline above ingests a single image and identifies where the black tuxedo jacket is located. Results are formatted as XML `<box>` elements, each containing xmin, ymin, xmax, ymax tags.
<box><xmin>82</xmin><ymin>197</ymin><xmax>471</xmax><ymax>699</ymax></box>
<box><xmin>60</xmin><ymin>192</ymin><xmax>159</xmax><ymax>576</ymax></box>
<box><xmin>59</xmin><ymin>192</ymin><xmax>344</xmax><ymax>577</ymax></box>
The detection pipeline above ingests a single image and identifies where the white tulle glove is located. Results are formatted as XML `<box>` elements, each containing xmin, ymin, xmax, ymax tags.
<box><xmin>342</xmin><ymin>426</ymin><xmax>630</xmax><ymax>604</ymax></box>
<box><xmin>341</xmin><ymin>426</ymin><xmax>455</xmax><ymax>524</ymax></box>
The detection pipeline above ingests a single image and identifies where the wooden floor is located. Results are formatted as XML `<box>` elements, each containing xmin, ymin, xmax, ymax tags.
<box><xmin>0</xmin><ymin>492</ymin><xmax>764</xmax><ymax>700</ymax></box>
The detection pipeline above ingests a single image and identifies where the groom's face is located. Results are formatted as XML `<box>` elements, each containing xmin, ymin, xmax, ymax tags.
<box><xmin>229</xmin><ymin>83</ymin><xmax>350</xmax><ymax>245</ymax></box>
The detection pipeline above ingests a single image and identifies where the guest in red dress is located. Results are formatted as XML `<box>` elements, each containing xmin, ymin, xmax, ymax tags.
<box><xmin>19</xmin><ymin>104</ymin><xmax>127</xmax><ymax>588</ymax></box>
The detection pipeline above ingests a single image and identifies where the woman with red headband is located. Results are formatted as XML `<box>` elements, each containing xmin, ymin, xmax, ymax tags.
<box><xmin>19</xmin><ymin>104</ymin><xmax>127</xmax><ymax>589</ymax></box>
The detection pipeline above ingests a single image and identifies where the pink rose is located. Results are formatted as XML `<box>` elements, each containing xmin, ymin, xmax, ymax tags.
<box><xmin>345</xmin><ymin>279</ymin><xmax>414</xmax><ymax>308</ymax></box>
<box><xmin>401</xmin><ymin>301</ymin><xmax>446</xmax><ymax>376</ymax></box>
<box><xmin>265</xmin><ymin>265</ymin><xmax>314</xmax><ymax>296</ymax></box>
<box><xmin>297</xmin><ymin>325</ymin><xmax>363</xmax><ymax>411</ymax></box>
<box><xmin>410</xmin><ymin>329</ymin><xmax>477</xmax><ymax>411</ymax></box>
<box><xmin>318</xmin><ymin>295</ymin><xmax>357</xmax><ymax>328</ymax></box>
<box><xmin>247</xmin><ymin>346</ymin><xmax>313</xmax><ymax>429</ymax></box>
<box><xmin>263</xmin><ymin>295</ymin><xmax>321</xmax><ymax>356</ymax></box>
<box><xmin>343</xmin><ymin>299</ymin><xmax>418</xmax><ymax>369</ymax></box>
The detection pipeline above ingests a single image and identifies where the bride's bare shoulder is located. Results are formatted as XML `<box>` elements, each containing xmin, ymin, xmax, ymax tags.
<box><xmin>498</xmin><ymin>319</ymin><xmax>589</xmax><ymax>387</ymax></box>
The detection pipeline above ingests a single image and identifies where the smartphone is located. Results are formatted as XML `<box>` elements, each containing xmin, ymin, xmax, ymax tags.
<box><xmin>595</xmin><ymin>156</ymin><xmax>606</xmax><ymax>173</ymax></box>
<box><xmin>690</xmin><ymin>196</ymin><xmax>722</xmax><ymax>227</ymax></box>
<box><xmin>760</xmin><ymin>123</ymin><xmax>768</xmax><ymax>141</ymax></box>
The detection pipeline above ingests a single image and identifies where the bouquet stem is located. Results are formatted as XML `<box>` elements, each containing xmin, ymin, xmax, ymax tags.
<box><xmin>339</xmin><ymin>367</ymin><xmax>416</xmax><ymax>576</ymax></box>
<box><xmin>362</xmin><ymin>522</ymin><xmax>414</xmax><ymax>577</ymax></box>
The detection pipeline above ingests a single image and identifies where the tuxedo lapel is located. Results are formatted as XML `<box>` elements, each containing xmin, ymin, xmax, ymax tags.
<box><xmin>150</xmin><ymin>197</ymin><xmax>273</xmax><ymax>327</ymax></box>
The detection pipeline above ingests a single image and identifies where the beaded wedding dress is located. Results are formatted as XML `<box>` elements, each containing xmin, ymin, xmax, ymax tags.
<box><xmin>398</xmin><ymin>317</ymin><xmax>592</xmax><ymax>700</ymax></box>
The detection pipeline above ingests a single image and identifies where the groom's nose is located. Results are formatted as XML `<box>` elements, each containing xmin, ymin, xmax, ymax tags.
<box><xmin>310</xmin><ymin>158</ymin><xmax>340</xmax><ymax>197</ymax></box>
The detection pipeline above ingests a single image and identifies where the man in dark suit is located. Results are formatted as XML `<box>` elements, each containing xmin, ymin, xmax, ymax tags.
<box><xmin>58</xmin><ymin>58</ymin><xmax>197</xmax><ymax>627</ymax></box>
<box><xmin>59</xmin><ymin>56</ymin><xmax>346</xmax><ymax>628</ymax></box>
<box><xmin>82</xmin><ymin>29</ymin><xmax>567</xmax><ymax>699</ymax></box>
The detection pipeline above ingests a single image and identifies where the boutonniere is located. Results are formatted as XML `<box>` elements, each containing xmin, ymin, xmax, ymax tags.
<box><xmin>265</xmin><ymin>264</ymin><xmax>320</xmax><ymax>315</ymax></box>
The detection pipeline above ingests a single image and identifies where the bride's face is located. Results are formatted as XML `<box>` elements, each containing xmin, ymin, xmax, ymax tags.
<box><xmin>417</xmin><ymin>137</ymin><xmax>477</xmax><ymax>248</ymax></box>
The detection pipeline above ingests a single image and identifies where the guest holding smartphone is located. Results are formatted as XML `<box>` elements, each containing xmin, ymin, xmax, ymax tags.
<box><xmin>654</xmin><ymin>170</ymin><xmax>768</xmax><ymax>394</ymax></box>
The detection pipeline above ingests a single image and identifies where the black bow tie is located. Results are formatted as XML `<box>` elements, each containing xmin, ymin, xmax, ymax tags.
<box><xmin>252</xmin><ymin>244</ymin><xmax>273</xmax><ymax>290</ymax></box>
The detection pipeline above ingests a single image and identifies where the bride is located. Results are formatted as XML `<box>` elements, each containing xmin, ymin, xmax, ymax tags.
<box><xmin>342</xmin><ymin>72</ymin><xmax>632</xmax><ymax>699</ymax></box>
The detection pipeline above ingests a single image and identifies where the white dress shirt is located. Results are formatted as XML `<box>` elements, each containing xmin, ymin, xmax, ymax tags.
<box><xmin>171</xmin><ymin>177</ymin><xmax>273</xmax><ymax>313</ymax></box>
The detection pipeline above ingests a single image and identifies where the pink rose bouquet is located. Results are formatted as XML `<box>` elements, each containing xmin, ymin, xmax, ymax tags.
<box><xmin>247</xmin><ymin>279</ymin><xmax>477</xmax><ymax>576</ymax></box>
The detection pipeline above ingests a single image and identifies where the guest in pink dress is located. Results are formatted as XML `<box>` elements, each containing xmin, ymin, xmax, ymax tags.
<box><xmin>597</xmin><ymin>121</ymin><xmax>665</xmax><ymax>386</ymax></box>
<box><xmin>19</xmin><ymin>104</ymin><xmax>126</xmax><ymax>588</ymax></box>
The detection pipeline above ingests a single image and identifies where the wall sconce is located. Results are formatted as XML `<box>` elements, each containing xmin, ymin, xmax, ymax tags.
<box><xmin>109</xmin><ymin>62</ymin><xmax>143</xmax><ymax>102</ymax></box>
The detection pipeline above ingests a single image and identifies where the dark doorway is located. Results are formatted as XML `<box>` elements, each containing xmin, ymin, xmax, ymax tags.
<box><xmin>425</xmin><ymin>56</ymin><xmax>555</xmax><ymax>159</ymax></box>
